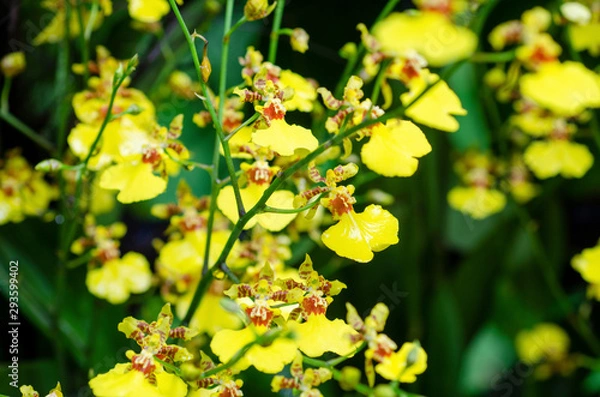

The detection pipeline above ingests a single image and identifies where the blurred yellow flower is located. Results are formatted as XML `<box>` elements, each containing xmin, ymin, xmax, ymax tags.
<box><xmin>100</xmin><ymin>160</ymin><xmax>167</xmax><ymax>203</ymax></box>
<box><xmin>280</xmin><ymin>70</ymin><xmax>317</xmax><ymax>112</ymax></box>
<box><xmin>375</xmin><ymin>342</ymin><xmax>427</xmax><ymax>383</ymax></box>
<box><xmin>515</xmin><ymin>323</ymin><xmax>569</xmax><ymax>365</ymax></box>
<box><xmin>520</xmin><ymin>61</ymin><xmax>600</xmax><ymax>116</ymax></box>
<box><xmin>361</xmin><ymin>119</ymin><xmax>431</xmax><ymax>177</ymax></box>
<box><xmin>86</xmin><ymin>252</ymin><xmax>152</xmax><ymax>304</ymax></box>
<box><xmin>128</xmin><ymin>0</ymin><xmax>172</xmax><ymax>23</ymax></box>
<box><xmin>372</xmin><ymin>11</ymin><xmax>477</xmax><ymax>67</ymax></box>
<box><xmin>572</xmin><ymin>242</ymin><xmax>600</xmax><ymax>285</ymax></box>
<box><xmin>1</xmin><ymin>52</ymin><xmax>26</xmax><ymax>77</ymax></box>
<box><xmin>400</xmin><ymin>71</ymin><xmax>467</xmax><ymax>132</ymax></box>
<box><xmin>211</xmin><ymin>326</ymin><xmax>297</xmax><ymax>374</ymax></box>
<box><xmin>447</xmin><ymin>186</ymin><xmax>506</xmax><ymax>219</ymax></box>
<box><xmin>524</xmin><ymin>139</ymin><xmax>593</xmax><ymax>179</ymax></box>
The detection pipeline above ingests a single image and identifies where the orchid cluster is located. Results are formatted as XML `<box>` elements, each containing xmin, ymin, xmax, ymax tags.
<box><xmin>3</xmin><ymin>0</ymin><xmax>600</xmax><ymax>396</ymax></box>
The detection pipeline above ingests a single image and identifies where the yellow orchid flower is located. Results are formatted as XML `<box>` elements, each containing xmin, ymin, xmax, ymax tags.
<box><xmin>569</xmin><ymin>23</ymin><xmax>600</xmax><ymax>56</ymax></box>
<box><xmin>252</xmin><ymin>119</ymin><xmax>318</xmax><ymax>156</ymax></box>
<box><xmin>520</xmin><ymin>61</ymin><xmax>600</xmax><ymax>116</ymax></box>
<box><xmin>279</xmin><ymin>70</ymin><xmax>317</xmax><ymax>112</ymax></box>
<box><xmin>361</xmin><ymin>119</ymin><xmax>432</xmax><ymax>177</ymax></box>
<box><xmin>287</xmin><ymin>293</ymin><xmax>359</xmax><ymax>357</ymax></box>
<box><xmin>572</xmin><ymin>242</ymin><xmax>600</xmax><ymax>285</ymax></box>
<box><xmin>127</xmin><ymin>0</ymin><xmax>176</xmax><ymax>23</ymax></box>
<box><xmin>0</xmin><ymin>150</ymin><xmax>58</xmax><ymax>225</ymax></box>
<box><xmin>447</xmin><ymin>186</ymin><xmax>506</xmax><ymax>219</ymax></box>
<box><xmin>515</xmin><ymin>323</ymin><xmax>570</xmax><ymax>365</ymax></box>
<box><xmin>321</xmin><ymin>186</ymin><xmax>399</xmax><ymax>263</ymax></box>
<box><xmin>90</xmin><ymin>363</ymin><xmax>188</xmax><ymax>397</ymax></box>
<box><xmin>372</xmin><ymin>11</ymin><xmax>477</xmax><ymax>67</ymax></box>
<box><xmin>86</xmin><ymin>252</ymin><xmax>152</xmax><ymax>304</ymax></box>
<box><xmin>524</xmin><ymin>139</ymin><xmax>593</xmax><ymax>179</ymax></box>
<box><xmin>211</xmin><ymin>325</ymin><xmax>298</xmax><ymax>374</ymax></box>
<box><xmin>217</xmin><ymin>161</ymin><xmax>297</xmax><ymax>231</ymax></box>
<box><xmin>99</xmin><ymin>158</ymin><xmax>167</xmax><ymax>203</ymax></box>
<box><xmin>400</xmin><ymin>71</ymin><xmax>467</xmax><ymax>132</ymax></box>
<box><xmin>375</xmin><ymin>342</ymin><xmax>428</xmax><ymax>383</ymax></box>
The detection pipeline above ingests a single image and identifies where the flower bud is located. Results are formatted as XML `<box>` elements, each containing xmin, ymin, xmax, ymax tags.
<box><xmin>1</xmin><ymin>52</ymin><xmax>26</xmax><ymax>77</ymax></box>
<box><xmin>290</xmin><ymin>28</ymin><xmax>309</xmax><ymax>53</ymax></box>
<box><xmin>35</xmin><ymin>159</ymin><xmax>65</xmax><ymax>173</ymax></box>
<box><xmin>244</xmin><ymin>0</ymin><xmax>276</xmax><ymax>21</ymax></box>
<box><xmin>366</xmin><ymin>189</ymin><xmax>394</xmax><ymax>206</ymax></box>
<box><xmin>373</xmin><ymin>385</ymin><xmax>396</xmax><ymax>397</ymax></box>
<box><xmin>339</xmin><ymin>366</ymin><xmax>361</xmax><ymax>391</ymax></box>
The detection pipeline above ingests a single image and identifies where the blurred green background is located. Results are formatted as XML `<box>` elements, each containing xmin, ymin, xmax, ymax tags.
<box><xmin>1</xmin><ymin>0</ymin><xmax>600</xmax><ymax>396</ymax></box>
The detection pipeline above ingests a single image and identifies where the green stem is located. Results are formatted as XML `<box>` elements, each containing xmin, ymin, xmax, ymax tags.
<box><xmin>225</xmin><ymin>16</ymin><xmax>247</xmax><ymax>40</ymax></box>
<box><xmin>56</xmin><ymin>0</ymin><xmax>72</xmax><ymax>157</ymax></box>
<box><xmin>225</xmin><ymin>112</ymin><xmax>260</xmax><ymax>141</ymax></box>
<box><xmin>262</xmin><ymin>193</ymin><xmax>324</xmax><ymax>214</ymax></box>
<box><xmin>303</xmin><ymin>356</ymin><xmax>372</xmax><ymax>395</ymax></box>
<box><xmin>1</xmin><ymin>77</ymin><xmax>11</xmax><ymax>113</ymax></box>
<box><xmin>163</xmin><ymin>147</ymin><xmax>213</xmax><ymax>173</ymax></box>
<box><xmin>0</xmin><ymin>111</ymin><xmax>56</xmax><ymax>155</ymax></box>
<box><xmin>371</xmin><ymin>59</ymin><xmax>391</xmax><ymax>107</ymax></box>
<box><xmin>267</xmin><ymin>0</ymin><xmax>286</xmax><ymax>63</ymax></box>
<box><xmin>199</xmin><ymin>329</ymin><xmax>284</xmax><ymax>378</ymax></box>
<box><xmin>334</xmin><ymin>0</ymin><xmax>400</xmax><ymax>97</ymax></box>
<box><xmin>75</xmin><ymin>0</ymin><xmax>90</xmax><ymax>82</ymax></box>
<box><xmin>84</xmin><ymin>1</ymin><xmax>100</xmax><ymax>42</ymax></box>
<box><xmin>470</xmin><ymin>50</ymin><xmax>516</xmax><ymax>63</ymax></box>
<box><xmin>167</xmin><ymin>0</ymin><xmax>245</xmax><ymax>218</ymax></box>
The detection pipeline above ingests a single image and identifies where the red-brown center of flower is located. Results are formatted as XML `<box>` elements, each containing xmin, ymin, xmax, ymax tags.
<box><xmin>246</xmin><ymin>163</ymin><xmax>274</xmax><ymax>185</ymax></box>
<box><xmin>131</xmin><ymin>353</ymin><xmax>156</xmax><ymax>375</ymax></box>
<box><xmin>245</xmin><ymin>304</ymin><xmax>274</xmax><ymax>327</ymax></box>
<box><xmin>327</xmin><ymin>191</ymin><xmax>354</xmax><ymax>217</ymax></box>
<box><xmin>142</xmin><ymin>147</ymin><xmax>161</xmax><ymax>165</ymax></box>
<box><xmin>262</xmin><ymin>101</ymin><xmax>286</xmax><ymax>121</ymax></box>
<box><xmin>301</xmin><ymin>294</ymin><xmax>328</xmax><ymax>316</ymax></box>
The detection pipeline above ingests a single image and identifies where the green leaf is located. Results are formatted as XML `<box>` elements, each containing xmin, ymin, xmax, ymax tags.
<box><xmin>446</xmin><ymin>62</ymin><xmax>492</xmax><ymax>152</ymax></box>
<box><xmin>423</xmin><ymin>284</ymin><xmax>464</xmax><ymax>396</ymax></box>
<box><xmin>459</xmin><ymin>324</ymin><xmax>516</xmax><ymax>396</ymax></box>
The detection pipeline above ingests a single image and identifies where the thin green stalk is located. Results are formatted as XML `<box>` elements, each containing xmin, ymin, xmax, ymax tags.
<box><xmin>75</xmin><ymin>0</ymin><xmax>90</xmax><ymax>82</ymax></box>
<box><xmin>163</xmin><ymin>147</ymin><xmax>213</xmax><ymax>173</ymax></box>
<box><xmin>84</xmin><ymin>1</ymin><xmax>100</xmax><ymax>41</ymax></box>
<box><xmin>334</xmin><ymin>0</ymin><xmax>400</xmax><ymax>97</ymax></box>
<box><xmin>303</xmin><ymin>356</ymin><xmax>372</xmax><ymax>395</ymax></box>
<box><xmin>56</xmin><ymin>0</ymin><xmax>72</xmax><ymax>157</ymax></box>
<box><xmin>61</xmin><ymin>64</ymin><xmax>133</xmax><ymax>259</ymax></box>
<box><xmin>225</xmin><ymin>16</ymin><xmax>247</xmax><ymax>39</ymax></box>
<box><xmin>202</xmin><ymin>137</ymin><xmax>222</xmax><ymax>276</ymax></box>
<box><xmin>267</xmin><ymin>0</ymin><xmax>286</xmax><ymax>63</ymax></box>
<box><xmin>1</xmin><ymin>77</ymin><xmax>11</xmax><ymax>112</ymax></box>
<box><xmin>371</xmin><ymin>59</ymin><xmax>391</xmax><ymax>107</ymax></box>
<box><xmin>0</xmin><ymin>111</ymin><xmax>56</xmax><ymax>155</ymax></box>
<box><xmin>470</xmin><ymin>50</ymin><xmax>516</xmax><ymax>63</ymax></box>
<box><xmin>198</xmin><ymin>329</ymin><xmax>284</xmax><ymax>378</ymax></box>
<box><xmin>225</xmin><ymin>112</ymin><xmax>259</xmax><ymax>141</ymax></box>
<box><xmin>167</xmin><ymin>0</ymin><xmax>245</xmax><ymax>219</ymax></box>
<box><xmin>263</xmin><ymin>193</ymin><xmax>324</xmax><ymax>214</ymax></box>
<box><xmin>182</xmin><ymin>61</ymin><xmax>464</xmax><ymax>324</ymax></box>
